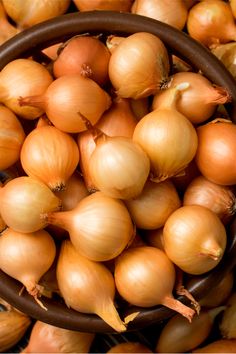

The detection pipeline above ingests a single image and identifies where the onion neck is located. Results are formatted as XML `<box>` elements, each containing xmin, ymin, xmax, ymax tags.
<box><xmin>204</xmin><ymin>85</ymin><xmax>231</xmax><ymax>105</ymax></box>
<box><xmin>95</xmin><ymin>298</ymin><xmax>126</xmax><ymax>333</ymax></box>
<box><xmin>79</xmin><ymin>113</ymin><xmax>105</xmax><ymax>144</ymax></box>
<box><xmin>162</xmin><ymin>294</ymin><xmax>195</xmax><ymax>322</ymax></box>
<box><xmin>18</xmin><ymin>95</ymin><xmax>47</xmax><ymax>110</ymax></box>
<box><xmin>158</xmin><ymin>83</ymin><xmax>189</xmax><ymax>110</ymax></box>
<box><xmin>199</xmin><ymin>240</ymin><xmax>223</xmax><ymax>260</ymax></box>
<box><xmin>42</xmin><ymin>211</ymin><xmax>70</xmax><ymax>232</ymax></box>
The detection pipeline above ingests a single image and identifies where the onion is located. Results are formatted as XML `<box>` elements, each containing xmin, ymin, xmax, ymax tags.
<box><xmin>172</xmin><ymin>160</ymin><xmax>200</xmax><ymax>196</ymax></box>
<box><xmin>114</xmin><ymin>246</ymin><xmax>196</xmax><ymax>322</ymax></box>
<box><xmin>108</xmin><ymin>32</ymin><xmax>170</xmax><ymax>99</ymax></box>
<box><xmin>107</xmin><ymin>342</ymin><xmax>153</xmax><ymax>353</ymax></box>
<box><xmin>20</xmin><ymin>125</ymin><xmax>80</xmax><ymax>191</ymax></box>
<box><xmin>0</xmin><ymin>105</ymin><xmax>25</xmax><ymax>170</ymax></box>
<box><xmin>131</xmin><ymin>0</ymin><xmax>188</xmax><ymax>30</ymax></box>
<box><xmin>152</xmin><ymin>72</ymin><xmax>231</xmax><ymax>124</ymax></box>
<box><xmin>125</xmin><ymin>180</ymin><xmax>181</xmax><ymax>229</ymax></box>
<box><xmin>195</xmin><ymin>119</ymin><xmax>236</xmax><ymax>185</ymax></box>
<box><xmin>57</xmin><ymin>240</ymin><xmax>126</xmax><ymax>332</ymax></box>
<box><xmin>230</xmin><ymin>0</ymin><xmax>236</xmax><ymax>18</ymax></box>
<box><xmin>130</xmin><ymin>97</ymin><xmax>150</xmax><ymax>121</ymax></box>
<box><xmin>0</xmin><ymin>176</ymin><xmax>61</xmax><ymax>233</ymax></box>
<box><xmin>155</xmin><ymin>307</ymin><xmax>225</xmax><ymax>353</ymax></box>
<box><xmin>187</xmin><ymin>0</ymin><xmax>236</xmax><ymax>47</ymax></box>
<box><xmin>19</xmin><ymin>74</ymin><xmax>111</xmax><ymax>133</ymax></box>
<box><xmin>183</xmin><ymin>175</ymin><xmax>236</xmax><ymax>224</ymax></box>
<box><xmin>43</xmin><ymin>191</ymin><xmax>134</xmax><ymax>262</ymax></box>
<box><xmin>163</xmin><ymin>205</ymin><xmax>227</xmax><ymax>275</ymax></box>
<box><xmin>0</xmin><ymin>228</ymin><xmax>56</xmax><ymax>308</ymax></box>
<box><xmin>53</xmin><ymin>35</ymin><xmax>111</xmax><ymax>86</ymax></box>
<box><xmin>0</xmin><ymin>1</ymin><xmax>18</xmax><ymax>45</ymax></box>
<box><xmin>220</xmin><ymin>293</ymin><xmax>236</xmax><ymax>339</ymax></box>
<box><xmin>211</xmin><ymin>42</ymin><xmax>236</xmax><ymax>81</ymax></box>
<box><xmin>77</xmin><ymin>97</ymin><xmax>137</xmax><ymax>191</ymax></box>
<box><xmin>2</xmin><ymin>0</ymin><xmax>70</xmax><ymax>29</ymax></box>
<box><xmin>192</xmin><ymin>339</ymin><xmax>236</xmax><ymax>353</ymax></box>
<box><xmin>106</xmin><ymin>35</ymin><xmax>125</xmax><ymax>54</ymax></box>
<box><xmin>73</xmin><ymin>0</ymin><xmax>133</xmax><ymax>11</ymax></box>
<box><xmin>133</xmin><ymin>85</ymin><xmax>198</xmax><ymax>182</ymax></box>
<box><xmin>0</xmin><ymin>59</ymin><xmax>53</xmax><ymax>119</ymax></box>
<box><xmin>21</xmin><ymin>321</ymin><xmax>95</xmax><ymax>353</ymax></box>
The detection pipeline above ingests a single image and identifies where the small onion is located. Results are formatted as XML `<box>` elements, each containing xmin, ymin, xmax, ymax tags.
<box><xmin>108</xmin><ymin>32</ymin><xmax>170</xmax><ymax>99</ymax></box>
<box><xmin>163</xmin><ymin>205</ymin><xmax>227</xmax><ymax>275</ymax></box>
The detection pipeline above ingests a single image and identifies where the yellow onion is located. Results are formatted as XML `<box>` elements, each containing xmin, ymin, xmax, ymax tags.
<box><xmin>131</xmin><ymin>0</ymin><xmax>188</xmax><ymax>30</ymax></box>
<box><xmin>125</xmin><ymin>180</ymin><xmax>181</xmax><ymax>229</ymax></box>
<box><xmin>192</xmin><ymin>339</ymin><xmax>236</xmax><ymax>353</ymax></box>
<box><xmin>0</xmin><ymin>59</ymin><xmax>53</xmax><ymax>119</ymax></box>
<box><xmin>19</xmin><ymin>74</ymin><xmax>111</xmax><ymax>132</ymax></box>
<box><xmin>57</xmin><ymin>240</ymin><xmax>126</xmax><ymax>332</ymax></box>
<box><xmin>212</xmin><ymin>42</ymin><xmax>236</xmax><ymax>80</ymax></box>
<box><xmin>22</xmin><ymin>320</ymin><xmax>95</xmax><ymax>353</ymax></box>
<box><xmin>230</xmin><ymin>0</ymin><xmax>236</xmax><ymax>18</ymax></box>
<box><xmin>0</xmin><ymin>176</ymin><xmax>61</xmax><ymax>233</ymax></box>
<box><xmin>163</xmin><ymin>205</ymin><xmax>227</xmax><ymax>275</ymax></box>
<box><xmin>2</xmin><ymin>0</ymin><xmax>70</xmax><ymax>29</ymax></box>
<box><xmin>114</xmin><ymin>246</ymin><xmax>196</xmax><ymax>322</ymax></box>
<box><xmin>73</xmin><ymin>0</ymin><xmax>133</xmax><ymax>11</ymax></box>
<box><xmin>220</xmin><ymin>293</ymin><xmax>236</xmax><ymax>339</ymax></box>
<box><xmin>107</xmin><ymin>342</ymin><xmax>153</xmax><ymax>353</ymax></box>
<box><xmin>20</xmin><ymin>125</ymin><xmax>80</xmax><ymax>191</ymax></box>
<box><xmin>0</xmin><ymin>228</ymin><xmax>56</xmax><ymax>308</ymax></box>
<box><xmin>43</xmin><ymin>191</ymin><xmax>134</xmax><ymax>262</ymax></box>
<box><xmin>0</xmin><ymin>105</ymin><xmax>25</xmax><ymax>170</ymax></box>
<box><xmin>108</xmin><ymin>32</ymin><xmax>170</xmax><ymax>99</ymax></box>
<box><xmin>0</xmin><ymin>1</ymin><xmax>19</xmax><ymax>45</ymax></box>
<box><xmin>133</xmin><ymin>85</ymin><xmax>198</xmax><ymax>182</ymax></box>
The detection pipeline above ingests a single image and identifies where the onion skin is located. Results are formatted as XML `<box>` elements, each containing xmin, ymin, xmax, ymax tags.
<box><xmin>20</xmin><ymin>125</ymin><xmax>80</xmax><ymax>191</ymax></box>
<box><xmin>21</xmin><ymin>321</ymin><xmax>95</xmax><ymax>353</ymax></box>
<box><xmin>195</xmin><ymin>120</ymin><xmax>236</xmax><ymax>185</ymax></box>
<box><xmin>192</xmin><ymin>339</ymin><xmax>236</xmax><ymax>353</ymax></box>
<box><xmin>0</xmin><ymin>1</ymin><xmax>19</xmax><ymax>45</ymax></box>
<box><xmin>107</xmin><ymin>342</ymin><xmax>153</xmax><ymax>353</ymax></box>
<box><xmin>163</xmin><ymin>205</ymin><xmax>227</xmax><ymax>275</ymax></box>
<box><xmin>56</xmin><ymin>240</ymin><xmax>126</xmax><ymax>333</ymax></box>
<box><xmin>183</xmin><ymin>175</ymin><xmax>236</xmax><ymax>224</ymax></box>
<box><xmin>0</xmin><ymin>105</ymin><xmax>25</xmax><ymax>170</ymax></box>
<box><xmin>73</xmin><ymin>0</ymin><xmax>133</xmax><ymax>11</ymax></box>
<box><xmin>0</xmin><ymin>176</ymin><xmax>61</xmax><ymax>233</ymax></box>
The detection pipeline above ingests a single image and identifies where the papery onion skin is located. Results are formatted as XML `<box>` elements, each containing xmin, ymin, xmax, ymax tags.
<box><xmin>183</xmin><ymin>175</ymin><xmax>236</xmax><ymax>224</ymax></box>
<box><xmin>0</xmin><ymin>105</ymin><xmax>25</xmax><ymax>170</ymax></box>
<box><xmin>114</xmin><ymin>246</ymin><xmax>195</xmax><ymax>322</ymax></box>
<box><xmin>133</xmin><ymin>106</ymin><xmax>198</xmax><ymax>182</ymax></box>
<box><xmin>108</xmin><ymin>32</ymin><xmax>170</xmax><ymax>99</ymax></box>
<box><xmin>107</xmin><ymin>342</ymin><xmax>153</xmax><ymax>353</ymax></box>
<box><xmin>0</xmin><ymin>228</ymin><xmax>56</xmax><ymax>298</ymax></box>
<box><xmin>2</xmin><ymin>0</ymin><xmax>70</xmax><ymax>29</ymax></box>
<box><xmin>53</xmin><ymin>35</ymin><xmax>111</xmax><ymax>86</ymax></box>
<box><xmin>56</xmin><ymin>240</ymin><xmax>126</xmax><ymax>332</ymax></box>
<box><xmin>131</xmin><ymin>0</ymin><xmax>188</xmax><ymax>30</ymax></box>
<box><xmin>43</xmin><ymin>191</ymin><xmax>134</xmax><ymax>262</ymax></box>
<box><xmin>0</xmin><ymin>59</ymin><xmax>53</xmax><ymax>119</ymax></box>
<box><xmin>195</xmin><ymin>120</ymin><xmax>236</xmax><ymax>185</ymax></box>
<box><xmin>163</xmin><ymin>205</ymin><xmax>227</xmax><ymax>275</ymax></box>
<box><xmin>73</xmin><ymin>0</ymin><xmax>133</xmax><ymax>11</ymax></box>
<box><xmin>89</xmin><ymin>136</ymin><xmax>150</xmax><ymax>200</ymax></box>
<box><xmin>22</xmin><ymin>321</ymin><xmax>95</xmax><ymax>353</ymax></box>
<box><xmin>0</xmin><ymin>176</ymin><xmax>61</xmax><ymax>233</ymax></box>
<box><xmin>19</xmin><ymin>75</ymin><xmax>112</xmax><ymax>133</ymax></box>
<box><xmin>125</xmin><ymin>180</ymin><xmax>181</xmax><ymax>229</ymax></box>
<box><xmin>187</xmin><ymin>0</ymin><xmax>236</xmax><ymax>47</ymax></box>
<box><xmin>20</xmin><ymin>125</ymin><xmax>80</xmax><ymax>191</ymax></box>
<box><xmin>192</xmin><ymin>339</ymin><xmax>236</xmax><ymax>353</ymax></box>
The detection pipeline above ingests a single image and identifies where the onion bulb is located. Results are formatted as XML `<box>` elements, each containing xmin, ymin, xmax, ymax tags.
<box><xmin>0</xmin><ymin>1</ymin><xmax>19</xmax><ymax>45</ymax></box>
<box><xmin>0</xmin><ymin>105</ymin><xmax>25</xmax><ymax>170</ymax></box>
<box><xmin>131</xmin><ymin>0</ymin><xmax>188</xmax><ymax>30</ymax></box>
<box><xmin>43</xmin><ymin>191</ymin><xmax>134</xmax><ymax>262</ymax></box>
<box><xmin>0</xmin><ymin>59</ymin><xmax>53</xmax><ymax>119</ymax></box>
<box><xmin>0</xmin><ymin>228</ymin><xmax>56</xmax><ymax>308</ymax></box>
<box><xmin>133</xmin><ymin>85</ymin><xmax>198</xmax><ymax>182</ymax></box>
<box><xmin>220</xmin><ymin>293</ymin><xmax>236</xmax><ymax>339</ymax></box>
<box><xmin>108</xmin><ymin>32</ymin><xmax>170</xmax><ymax>99</ymax></box>
<box><xmin>192</xmin><ymin>339</ymin><xmax>236</xmax><ymax>353</ymax></box>
<box><xmin>20</xmin><ymin>125</ymin><xmax>80</xmax><ymax>191</ymax></box>
<box><xmin>73</xmin><ymin>0</ymin><xmax>133</xmax><ymax>11</ymax></box>
<box><xmin>187</xmin><ymin>0</ymin><xmax>236</xmax><ymax>47</ymax></box>
<box><xmin>230</xmin><ymin>0</ymin><xmax>236</xmax><ymax>18</ymax></box>
<box><xmin>211</xmin><ymin>42</ymin><xmax>236</xmax><ymax>80</ymax></box>
<box><xmin>183</xmin><ymin>175</ymin><xmax>236</xmax><ymax>224</ymax></box>
<box><xmin>163</xmin><ymin>205</ymin><xmax>227</xmax><ymax>275</ymax></box>
<box><xmin>22</xmin><ymin>320</ymin><xmax>95</xmax><ymax>353</ymax></box>
<box><xmin>57</xmin><ymin>240</ymin><xmax>126</xmax><ymax>332</ymax></box>
<box><xmin>0</xmin><ymin>176</ymin><xmax>61</xmax><ymax>233</ymax></box>
<box><xmin>107</xmin><ymin>342</ymin><xmax>153</xmax><ymax>353</ymax></box>
<box><xmin>77</xmin><ymin>97</ymin><xmax>137</xmax><ymax>191</ymax></box>
<box><xmin>53</xmin><ymin>35</ymin><xmax>111</xmax><ymax>86</ymax></box>
<box><xmin>114</xmin><ymin>246</ymin><xmax>196</xmax><ymax>322</ymax></box>
<box><xmin>2</xmin><ymin>0</ymin><xmax>70</xmax><ymax>29</ymax></box>
<box><xmin>195</xmin><ymin>119</ymin><xmax>236</xmax><ymax>185</ymax></box>
<box><xmin>156</xmin><ymin>307</ymin><xmax>225</xmax><ymax>353</ymax></box>
<box><xmin>19</xmin><ymin>74</ymin><xmax>111</xmax><ymax>133</ymax></box>
<box><xmin>152</xmin><ymin>72</ymin><xmax>231</xmax><ymax>124</ymax></box>
<box><xmin>125</xmin><ymin>180</ymin><xmax>181</xmax><ymax>229</ymax></box>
